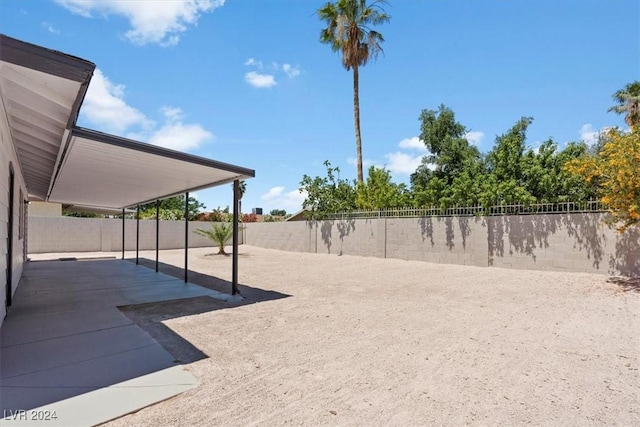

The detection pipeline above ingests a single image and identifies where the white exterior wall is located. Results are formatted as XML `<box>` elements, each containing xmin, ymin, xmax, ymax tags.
<box><xmin>0</xmin><ymin>96</ymin><xmax>28</xmax><ymax>328</ymax></box>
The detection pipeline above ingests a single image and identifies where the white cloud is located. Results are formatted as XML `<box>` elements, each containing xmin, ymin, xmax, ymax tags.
<box><xmin>579</xmin><ymin>124</ymin><xmax>600</xmax><ymax>146</ymax></box>
<box><xmin>55</xmin><ymin>0</ymin><xmax>224</xmax><ymax>46</ymax></box>
<box><xmin>244</xmin><ymin>58</ymin><xmax>263</xmax><ymax>68</ymax></box>
<box><xmin>147</xmin><ymin>121</ymin><xmax>213</xmax><ymax>151</ymax></box>
<box><xmin>261</xmin><ymin>186</ymin><xmax>285</xmax><ymax>200</ymax></box>
<box><xmin>82</xmin><ymin>69</ymin><xmax>152</xmax><ymax>133</ymax></box>
<box><xmin>465</xmin><ymin>131</ymin><xmax>484</xmax><ymax>146</ymax></box>
<box><xmin>282</xmin><ymin>63</ymin><xmax>301</xmax><ymax>78</ymax></box>
<box><xmin>384</xmin><ymin>152</ymin><xmax>423</xmax><ymax>175</ymax></box>
<box><xmin>245</xmin><ymin>71</ymin><xmax>276</xmax><ymax>89</ymax></box>
<box><xmin>398</xmin><ymin>136</ymin><xmax>426</xmax><ymax>152</ymax></box>
<box><xmin>83</xmin><ymin>69</ymin><xmax>213</xmax><ymax>151</ymax></box>
<box><xmin>159</xmin><ymin>106</ymin><xmax>184</xmax><ymax>123</ymax></box>
<box><xmin>260</xmin><ymin>187</ymin><xmax>307</xmax><ymax>212</ymax></box>
<box><xmin>42</xmin><ymin>22</ymin><xmax>61</xmax><ymax>34</ymax></box>
<box><xmin>244</xmin><ymin>58</ymin><xmax>300</xmax><ymax>86</ymax></box>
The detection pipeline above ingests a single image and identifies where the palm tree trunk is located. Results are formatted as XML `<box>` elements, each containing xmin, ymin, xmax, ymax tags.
<box><xmin>353</xmin><ymin>65</ymin><xmax>364</xmax><ymax>184</ymax></box>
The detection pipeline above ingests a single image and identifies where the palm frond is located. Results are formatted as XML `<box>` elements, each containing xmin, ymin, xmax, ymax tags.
<box><xmin>317</xmin><ymin>0</ymin><xmax>390</xmax><ymax>70</ymax></box>
<box><xmin>194</xmin><ymin>222</ymin><xmax>235</xmax><ymax>255</ymax></box>
<box><xmin>609</xmin><ymin>81</ymin><xmax>640</xmax><ymax>128</ymax></box>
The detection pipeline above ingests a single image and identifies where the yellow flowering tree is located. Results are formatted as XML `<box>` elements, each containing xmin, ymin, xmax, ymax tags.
<box><xmin>566</xmin><ymin>128</ymin><xmax>640</xmax><ymax>231</ymax></box>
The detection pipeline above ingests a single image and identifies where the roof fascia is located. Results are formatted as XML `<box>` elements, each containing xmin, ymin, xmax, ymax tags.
<box><xmin>0</xmin><ymin>34</ymin><xmax>95</xmax><ymax>83</ymax></box>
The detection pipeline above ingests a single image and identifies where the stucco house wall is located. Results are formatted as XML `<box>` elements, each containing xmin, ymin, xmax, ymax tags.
<box><xmin>1</xmin><ymin>94</ymin><xmax>28</xmax><ymax>326</ymax></box>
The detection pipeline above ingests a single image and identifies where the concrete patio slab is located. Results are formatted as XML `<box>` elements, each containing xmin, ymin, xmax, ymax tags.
<box><xmin>1</xmin><ymin>366</ymin><xmax>197</xmax><ymax>427</ymax></box>
<box><xmin>1</xmin><ymin>307</ymin><xmax>131</xmax><ymax>348</ymax></box>
<box><xmin>1</xmin><ymin>258</ymin><xmax>228</xmax><ymax>426</ymax></box>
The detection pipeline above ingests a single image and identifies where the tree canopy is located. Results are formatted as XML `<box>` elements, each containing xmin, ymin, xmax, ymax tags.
<box><xmin>566</xmin><ymin>128</ymin><xmax>640</xmax><ymax>231</ymax></box>
<box><xmin>355</xmin><ymin>166</ymin><xmax>411</xmax><ymax>209</ymax></box>
<box><xmin>300</xmin><ymin>161</ymin><xmax>357</xmax><ymax>217</ymax></box>
<box><xmin>139</xmin><ymin>195</ymin><xmax>205</xmax><ymax>221</ymax></box>
<box><xmin>302</xmin><ymin>105</ymin><xmax>599</xmax><ymax>216</ymax></box>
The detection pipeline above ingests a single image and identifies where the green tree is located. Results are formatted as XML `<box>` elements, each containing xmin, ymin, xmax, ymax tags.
<box><xmin>270</xmin><ymin>209</ymin><xmax>287</xmax><ymax>216</ymax></box>
<box><xmin>486</xmin><ymin>117</ymin><xmax>532</xmax><ymax>183</ymax></box>
<box><xmin>520</xmin><ymin>140</ymin><xmax>596</xmax><ymax>203</ymax></box>
<box><xmin>608</xmin><ymin>81</ymin><xmax>640</xmax><ymax>129</ymax></box>
<box><xmin>194</xmin><ymin>223</ymin><xmax>234</xmax><ymax>255</ymax></box>
<box><xmin>139</xmin><ymin>195</ymin><xmax>205</xmax><ymax>220</ymax></box>
<box><xmin>481</xmin><ymin>117</ymin><xmax>536</xmax><ymax>205</ymax></box>
<box><xmin>318</xmin><ymin>0</ymin><xmax>390</xmax><ymax>184</ymax></box>
<box><xmin>418</xmin><ymin>104</ymin><xmax>467</xmax><ymax>158</ymax></box>
<box><xmin>356</xmin><ymin>166</ymin><xmax>410</xmax><ymax>209</ymax></box>
<box><xmin>411</xmin><ymin>105</ymin><xmax>483</xmax><ymax>207</ymax></box>
<box><xmin>300</xmin><ymin>160</ymin><xmax>357</xmax><ymax>218</ymax></box>
<box><xmin>410</xmin><ymin>108</ymin><xmax>597</xmax><ymax>209</ymax></box>
<box><xmin>205</xmin><ymin>206</ymin><xmax>233</xmax><ymax>222</ymax></box>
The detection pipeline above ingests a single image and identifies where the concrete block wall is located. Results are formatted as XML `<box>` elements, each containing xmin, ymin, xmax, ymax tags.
<box><xmin>487</xmin><ymin>213</ymin><xmax>640</xmax><ymax>276</ymax></box>
<box><xmin>316</xmin><ymin>219</ymin><xmax>380</xmax><ymax>257</ymax></box>
<box><xmin>28</xmin><ymin>201</ymin><xmax>62</xmax><ymax>217</ymax></box>
<box><xmin>385</xmin><ymin>216</ymin><xmax>488</xmax><ymax>267</ymax></box>
<box><xmin>244</xmin><ymin>221</ymin><xmax>315</xmax><ymax>253</ymax></box>
<box><xmin>28</xmin><ymin>217</ymin><xmax>243</xmax><ymax>254</ymax></box>
<box><xmin>244</xmin><ymin>214</ymin><xmax>640</xmax><ymax>276</ymax></box>
<box><xmin>26</xmin><ymin>214</ymin><xmax>640</xmax><ymax>276</ymax></box>
<box><xmin>29</xmin><ymin>217</ymin><xmax>103</xmax><ymax>253</ymax></box>
<box><xmin>246</xmin><ymin>217</ymin><xmax>486</xmax><ymax>266</ymax></box>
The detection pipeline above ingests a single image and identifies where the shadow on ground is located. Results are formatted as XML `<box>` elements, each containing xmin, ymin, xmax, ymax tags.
<box><xmin>119</xmin><ymin>297</ymin><xmax>223</xmax><ymax>364</ymax></box>
<box><xmin>120</xmin><ymin>257</ymin><xmax>290</xmax><ymax>364</ymax></box>
<box><xmin>129</xmin><ymin>257</ymin><xmax>290</xmax><ymax>305</ymax></box>
<box><xmin>606</xmin><ymin>276</ymin><xmax>640</xmax><ymax>293</ymax></box>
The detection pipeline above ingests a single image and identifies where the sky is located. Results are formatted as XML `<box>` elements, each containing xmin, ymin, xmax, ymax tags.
<box><xmin>1</xmin><ymin>0</ymin><xmax>638</xmax><ymax>214</ymax></box>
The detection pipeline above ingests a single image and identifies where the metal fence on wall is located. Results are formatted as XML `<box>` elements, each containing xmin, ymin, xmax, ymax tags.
<box><xmin>315</xmin><ymin>200</ymin><xmax>608</xmax><ymax>220</ymax></box>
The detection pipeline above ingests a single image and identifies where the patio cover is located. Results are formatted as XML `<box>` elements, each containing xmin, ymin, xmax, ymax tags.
<box><xmin>48</xmin><ymin>127</ymin><xmax>255</xmax><ymax>209</ymax></box>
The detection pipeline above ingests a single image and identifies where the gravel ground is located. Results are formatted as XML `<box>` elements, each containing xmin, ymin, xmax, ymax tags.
<box><xmin>67</xmin><ymin>245</ymin><xmax>639</xmax><ymax>426</ymax></box>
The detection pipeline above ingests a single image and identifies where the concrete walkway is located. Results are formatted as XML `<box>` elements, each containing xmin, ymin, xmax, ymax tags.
<box><xmin>1</xmin><ymin>257</ymin><xmax>230</xmax><ymax>426</ymax></box>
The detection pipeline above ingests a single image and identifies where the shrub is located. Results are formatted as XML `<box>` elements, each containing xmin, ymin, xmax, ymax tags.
<box><xmin>194</xmin><ymin>223</ymin><xmax>236</xmax><ymax>255</ymax></box>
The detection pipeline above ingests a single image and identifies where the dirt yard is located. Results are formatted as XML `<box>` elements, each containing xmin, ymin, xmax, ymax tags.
<box><xmin>99</xmin><ymin>245</ymin><xmax>639</xmax><ymax>426</ymax></box>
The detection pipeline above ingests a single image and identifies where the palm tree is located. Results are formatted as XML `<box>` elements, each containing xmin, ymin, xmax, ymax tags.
<box><xmin>608</xmin><ymin>81</ymin><xmax>640</xmax><ymax>130</ymax></box>
<box><xmin>318</xmin><ymin>0</ymin><xmax>390</xmax><ymax>184</ymax></box>
<box><xmin>194</xmin><ymin>223</ymin><xmax>234</xmax><ymax>255</ymax></box>
<box><xmin>233</xmin><ymin>180</ymin><xmax>246</xmax><ymax>214</ymax></box>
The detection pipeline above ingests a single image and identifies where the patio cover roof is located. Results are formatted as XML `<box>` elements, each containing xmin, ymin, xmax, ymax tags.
<box><xmin>49</xmin><ymin>127</ymin><xmax>255</xmax><ymax>209</ymax></box>
<box><xmin>1</xmin><ymin>34</ymin><xmax>254</xmax><ymax>209</ymax></box>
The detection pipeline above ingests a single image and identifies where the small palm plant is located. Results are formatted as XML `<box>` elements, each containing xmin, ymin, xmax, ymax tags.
<box><xmin>194</xmin><ymin>223</ymin><xmax>234</xmax><ymax>255</ymax></box>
